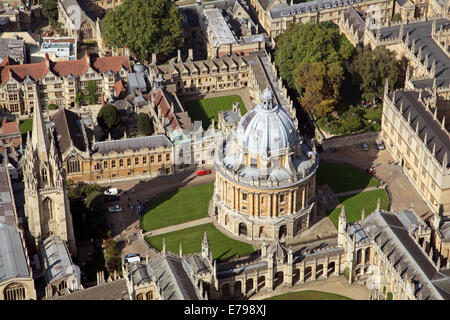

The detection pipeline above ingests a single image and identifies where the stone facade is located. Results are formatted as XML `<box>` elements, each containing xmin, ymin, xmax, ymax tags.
<box><xmin>22</xmin><ymin>97</ymin><xmax>77</xmax><ymax>255</ymax></box>
<box><xmin>212</xmin><ymin>89</ymin><xmax>319</xmax><ymax>241</ymax></box>
<box><xmin>0</xmin><ymin>51</ymin><xmax>130</xmax><ymax>117</ymax></box>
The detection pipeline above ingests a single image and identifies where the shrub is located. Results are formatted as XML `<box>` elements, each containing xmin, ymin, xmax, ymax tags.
<box><xmin>386</xmin><ymin>292</ymin><xmax>393</xmax><ymax>300</ymax></box>
<box><xmin>343</xmin><ymin>266</ymin><xmax>350</xmax><ymax>280</ymax></box>
<box><xmin>47</xmin><ymin>104</ymin><xmax>58</xmax><ymax>110</ymax></box>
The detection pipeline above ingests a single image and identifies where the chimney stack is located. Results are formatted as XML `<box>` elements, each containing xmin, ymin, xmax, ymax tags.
<box><xmin>188</xmin><ymin>48</ymin><xmax>193</xmax><ymax>60</ymax></box>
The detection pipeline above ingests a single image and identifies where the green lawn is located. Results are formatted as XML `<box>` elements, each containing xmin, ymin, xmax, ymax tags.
<box><xmin>266</xmin><ymin>290</ymin><xmax>352</xmax><ymax>300</ymax></box>
<box><xmin>19</xmin><ymin>119</ymin><xmax>33</xmax><ymax>135</ymax></box>
<box><xmin>146</xmin><ymin>223</ymin><xmax>255</xmax><ymax>262</ymax></box>
<box><xmin>184</xmin><ymin>95</ymin><xmax>247</xmax><ymax>129</ymax></box>
<box><xmin>316</xmin><ymin>162</ymin><xmax>380</xmax><ymax>194</ymax></box>
<box><xmin>363</xmin><ymin>106</ymin><xmax>382</xmax><ymax>121</ymax></box>
<box><xmin>141</xmin><ymin>183</ymin><xmax>214</xmax><ymax>231</ymax></box>
<box><xmin>328</xmin><ymin>189</ymin><xmax>389</xmax><ymax>228</ymax></box>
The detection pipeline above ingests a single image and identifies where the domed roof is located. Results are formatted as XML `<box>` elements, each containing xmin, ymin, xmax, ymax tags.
<box><xmin>236</xmin><ymin>88</ymin><xmax>297</xmax><ymax>156</ymax></box>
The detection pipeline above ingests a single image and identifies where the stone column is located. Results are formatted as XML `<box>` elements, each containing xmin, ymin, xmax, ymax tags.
<box><xmin>242</xmin><ymin>275</ymin><xmax>247</xmax><ymax>296</ymax></box>
<box><xmin>268</xmin><ymin>193</ymin><xmax>272</xmax><ymax>217</ymax></box>
<box><xmin>288</xmin><ymin>190</ymin><xmax>292</xmax><ymax>214</ymax></box>
<box><xmin>302</xmin><ymin>185</ymin><xmax>306</xmax><ymax>209</ymax></box>
<box><xmin>324</xmin><ymin>257</ymin><xmax>329</xmax><ymax>279</ymax></box>
<box><xmin>254</xmin><ymin>272</ymin><xmax>259</xmax><ymax>293</ymax></box>
<box><xmin>230</xmin><ymin>282</ymin><xmax>235</xmax><ymax>297</ymax></box>
<box><xmin>293</xmin><ymin>189</ymin><xmax>297</xmax><ymax>213</ymax></box>
<box><xmin>286</xmin><ymin>264</ymin><xmax>293</xmax><ymax>288</ymax></box>
<box><xmin>256</xmin><ymin>193</ymin><xmax>260</xmax><ymax>217</ymax></box>
<box><xmin>300</xmin><ymin>263</ymin><xmax>305</xmax><ymax>283</ymax></box>
<box><xmin>312</xmin><ymin>261</ymin><xmax>317</xmax><ymax>280</ymax></box>
<box><xmin>361</xmin><ymin>248</ymin><xmax>366</xmax><ymax>268</ymax></box>
<box><xmin>250</xmin><ymin>193</ymin><xmax>254</xmax><ymax>216</ymax></box>
<box><xmin>272</xmin><ymin>194</ymin><xmax>277</xmax><ymax>217</ymax></box>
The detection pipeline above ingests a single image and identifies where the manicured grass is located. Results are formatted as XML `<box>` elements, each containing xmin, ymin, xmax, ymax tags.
<box><xmin>328</xmin><ymin>189</ymin><xmax>389</xmax><ymax>228</ymax></box>
<box><xmin>184</xmin><ymin>95</ymin><xmax>247</xmax><ymax>129</ymax></box>
<box><xmin>316</xmin><ymin>162</ymin><xmax>380</xmax><ymax>194</ymax></box>
<box><xmin>141</xmin><ymin>183</ymin><xmax>214</xmax><ymax>231</ymax></box>
<box><xmin>363</xmin><ymin>106</ymin><xmax>382</xmax><ymax>121</ymax></box>
<box><xmin>19</xmin><ymin>119</ymin><xmax>33</xmax><ymax>134</ymax></box>
<box><xmin>266</xmin><ymin>290</ymin><xmax>352</xmax><ymax>300</ymax></box>
<box><xmin>146</xmin><ymin>223</ymin><xmax>255</xmax><ymax>261</ymax></box>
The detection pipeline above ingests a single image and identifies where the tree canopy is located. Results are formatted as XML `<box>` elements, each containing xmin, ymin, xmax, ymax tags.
<box><xmin>350</xmin><ymin>47</ymin><xmax>403</xmax><ymax>102</ymax></box>
<box><xmin>42</xmin><ymin>0</ymin><xmax>58</xmax><ymax>24</ymax></box>
<box><xmin>97</xmin><ymin>104</ymin><xmax>121</xmax><ymax>131</ymax></box>
<box><xmin>137</xmin><ymin>113</ymin><xmax>154</xmax><ymax>136</ymax></box>
<box><xmin>275</xmin><ymin>21</ymin><xmax>354</xmax><ymax>117</ymax></box>
<box><xmin>102</xmin><ymin>0</ymin><xmax>183</xmax><ymax>62</ymax></box>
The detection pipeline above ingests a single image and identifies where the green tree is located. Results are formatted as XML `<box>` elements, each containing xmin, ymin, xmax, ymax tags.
<box><xmin>47</xmin><ymin>104</ymin><xmax>58</xmax><ymax>110</ymax></box>
<box><xmin>75</xmin><ymin>91</ymin><xmax>86</xmax><ymax>107</ymax></box>
<box><xmin>102</xmin><ymin>0</ymin><xmax>183</xmax><ymax>62</ymax></box>
<box><xmin>350</xmin><ymin>47</ymin><xmax>403</xmax><ymax>102</ymax></box>
<box><xmin>86</xmin><ymin>80</ymin><xmax>100</xmax><ymax>105</ymax></box>
<box><xmin>97</xmin><ymin>104</ymin><xmax>121</xmax><ymax>131</ymax></box>
<box><xmin>137</xmin><ymin>113</ymin><xmax>154</xmax><ymax>135</ymax></box>
<box><xmin>392</xmin><ymin>13</ymin><xmax>402</xmax><ymax>23</ymax></box>
<box><xmin>42</xmin><ymin>0</ymin><xmax>58</xmax><ymax>25</ymax></box>
<box><xmin>103</xmin><ymin>239</ymin><xmax>120</xmax><ymax>274</ymax></box>
<box><xmin>275</xmin><ymin>21</ymin><xmax>354</xmax><ymax>90</ymax></box>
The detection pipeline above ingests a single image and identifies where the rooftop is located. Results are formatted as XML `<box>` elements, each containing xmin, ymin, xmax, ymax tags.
<box><xmin>91</xmin><ymin>135</ymin><xmax>173</xmax><ymax>155</ymax></box>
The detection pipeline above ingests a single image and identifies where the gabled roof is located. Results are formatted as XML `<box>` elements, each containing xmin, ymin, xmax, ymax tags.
<box><xmin>52</xmin><ymin>108</ymin><xmax>86</xmax><ymax>154</ymax></box>
<box><xmin>1</xmin><ymin>53</ymin><xmax>130</xmax><ymax>84</ymax></box>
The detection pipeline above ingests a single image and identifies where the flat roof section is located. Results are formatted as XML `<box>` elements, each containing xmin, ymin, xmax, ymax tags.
<box><xmin>204</xmin><ymin>8</ymin><xmax>237</xmax><ymax>46</ymax></box>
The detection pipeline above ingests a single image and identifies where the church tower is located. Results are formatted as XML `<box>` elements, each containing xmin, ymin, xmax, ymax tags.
<box><xmin>22</xmin><ymin>96</ymin><xmax>77</xmax><ymax>255</ymax></box>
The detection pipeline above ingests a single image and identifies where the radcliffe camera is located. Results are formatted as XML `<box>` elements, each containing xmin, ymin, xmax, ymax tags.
<box><xmin>0</xmin><ymin>0</ymin><xmax>449</xmax><ymax>304</ymax></box>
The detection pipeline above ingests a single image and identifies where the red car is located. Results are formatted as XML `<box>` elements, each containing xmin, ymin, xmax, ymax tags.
<box><xmin>197</xmin><ymin>169</ymin><xmax>211</xmax><ymax>176</ymax></box>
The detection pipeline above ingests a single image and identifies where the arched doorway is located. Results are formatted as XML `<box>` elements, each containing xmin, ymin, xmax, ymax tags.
<box><xmin>274</xmin><ymin>271</ymin><xmax>284</xmax><ymax>289</ymax></box>
<box><xmin>327</xmin><ymin>261</ymin><xmax>335</xmax><ymax>277</ymax></box>
<box><xmin>58</xmin><ymin>280</ymin><xmax>67</xmax><ymax>293</ymax></box>
<box><xmin>238</xmin><ymin>223</ymin><xmax>247</xmax><ymax>237</ymax></box>
<box><xmin>257</xmin><ymin>276</ymin><xmax>265</xmax><ymax>291</ymax></box>
<box><xmin>293</xmin><ymin>269</ymin><xmax>300</xmax><ymax>284</ymax></box>
<box><xmin>225</xmin><ymin>215</ymin><xmax>230</xmax><ymax>226</ymax></box>
<box><xmin>246</xmin><ymin>278</ymin><xmax>254</xmax><ymax>294</ymax></box>
<box><xmin>304</xmin><ymin>266</ymin><xmax>312</xmax><ymax>281</ymax></box>
<box><xmin>278</xmin><ymin>225</ymin><xmax>287</xmax><ymax>240</ymax></box>
<box><xmin>234</xmin><ymin>281</ymin><xmax>242</xmax><ymax>296</ymax></box>
<box><xmin>316</xmin><ymin>264</ymin><xmax>324</xmax><ymax>279</ymax></box>
<box><xmin>364</xmin><ymin>247</ymin><xmax>371</xmax><ymax>264</ymax></box>
<box><xmin>259</xmin><ymin>226</ymin><xmax>265</xmax><ymax>238</ymax></box>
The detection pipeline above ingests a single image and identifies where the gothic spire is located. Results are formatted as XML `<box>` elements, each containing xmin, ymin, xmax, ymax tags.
<box><xmin>31</xmin><ymin>94</ymin><xmax>50</xmax><ymax>161</ymax></box>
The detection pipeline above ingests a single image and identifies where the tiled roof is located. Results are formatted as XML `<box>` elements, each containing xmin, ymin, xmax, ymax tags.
<box><xmin>0</xmin><ymin>119</ymin><xmax>20</xmax><ymax>136</ymax></box>
<box><xmin>52</xmin><ymin>279</ymin><xmax>127</xmax><ymax>300</ymax></box>
<box><xmin>0</xmin><ymin>53</ymin><xmax>130</xmax><ymax>84</ymax></box>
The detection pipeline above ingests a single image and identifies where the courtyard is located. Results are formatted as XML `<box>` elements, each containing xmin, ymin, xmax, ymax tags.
<box><xmin>184</xmin><ymin>95</ymin><xmax>247</xmax><ymax>129</ymax></box>
<box><xmin>266</xmin><ymin>290</ymin><xmax>352</xmax><ymax>300</ymax></box>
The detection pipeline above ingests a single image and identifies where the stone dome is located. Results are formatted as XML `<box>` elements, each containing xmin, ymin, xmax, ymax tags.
<box><xmin>236</xmin><ymin>88</ymin><xmax>297</xmax><ymax>157</ymax></box>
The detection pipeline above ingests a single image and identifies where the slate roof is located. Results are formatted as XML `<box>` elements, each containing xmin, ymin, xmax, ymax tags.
<box><xmin>343</xmin><ymin>6</ymin><xmax>365</xmax><ymax>39</ymax></box>
<box><xmin>148</xmin><ymin>254</ymin><xmax>203</xmax><ymax>300</ymax></box>
<box><xmin>388</xmin><ymin>90</ymin><xmax>450</xmax><ymax>167</ymax></box>
<box><xmin>52</xmin><ymin>279</ymin><xmax>127</xmax><ymax>300</ymax></box>
<box><xmin>0</xmin><ymin>225</ymin><xmax>30</xmax><ymax>283</ymax></box>
<box><xmin>91</xmin><ymin>135</ymin><xmax>172</xmax><ymax>154</ymax></box>
<box><xmin>0</xmin><ymin>165</ymin><xmax>16</xmax><ymax>227</ymax></box>
<box><xmin>40</xmin><ymin>236</ymin><xmax>77</xmax><ymax>284</ymax></box>
<box><xmin>52</xmin><ymin>108</ymin><xmax>86</xmax><ymax>154</ymax></box>
<box><xmin>356</xmin><ymin>210</ymin><xmax>450</xmax><ymax>300</ymax></box>
<box><xmin>0</xmin><ymin>38</ymin><xmax>25</xmax><ymax>62</ymax></box>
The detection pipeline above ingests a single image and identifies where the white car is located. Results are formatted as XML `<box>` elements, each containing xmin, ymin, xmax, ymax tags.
<box><xmin>108</xmin><ymin>205</ymin><xmax>122</xmax><ymax>213</ymax></box>
<box><xmin>375</xmin><ymin>139</ymin><xmax>385</xmax><ymax>150</ymax></box>
<box><xmin>104</xmin><ymin>188</ymin><xmax>118</xmax><ymax>196</ymax></box>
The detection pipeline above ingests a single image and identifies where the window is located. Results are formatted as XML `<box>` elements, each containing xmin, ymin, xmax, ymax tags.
<box><xmin>119</xmin><ymin>159</ymin><xmax>124</xmax><ymax>167</ymax></box>
<box><xmin>127</xmin><ymin>158</ymin><xmax>131</xmax><ymax>166</ymax></box>
<box><xmin>135</xmin><ymin>157</ymin><xmax>139</xmax><ymax>165</ymax></box>
<box><xmin>242</xmin><ymin>193</ymin><xmax>248</xmax><ymax>201</ymax></box>
<box><xmin>3</xmin><ymin>282</ymin><xmax>26</xmax><ymax>300</ymax></box>
<box><xmin>67</xmin><ymin>158</ymin><xmax>81</xmax><ymax>173</ymax></box>
<box><xmin>143</xmin><ymin>156</ymin><xmax>147</xmax><ymax>164</ymax></box>
<box><xmin>94</xmin><ymin>163</ymin><xmax>101</xmax><ymax>170</ymax></box>
<box><xmin>151</xmin><ymin>155</ymin><xmax>155</xmax><ymax>163</ymax></box>
<box><xmin>280</xmin><ymin>194</ymin><xmax>285</xmax><ymax>203</ymax></box>
<box><xmin>166</xmin><ymin>154</ymin><xmax>170</xmax><ymax>161</ymax></box>
<box><xmin>158</xmin><ymin>155</ymin><xmax>162</xmax><ymax>162</ymax></box>
<box><xmin>103</xmin><ymin>161</ymin><xmax>108</xmax><ymax>168</ymax></box>
<box><xmin>111</xmin><ymin>160</ymin><xmax>116</xmax><ymax>168</ymax></box>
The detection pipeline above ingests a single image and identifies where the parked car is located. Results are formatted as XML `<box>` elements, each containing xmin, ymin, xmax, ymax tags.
<box><xmin>123</xmin><ymin>253</ymin><xmax>140</xmax><ymax>264</ymax></box>
<box><xmin>375</xmin><ymin>139</ymin><xmax>385</xmax><ymax>150</ymax></box>
<box><xmin>361</xmin><ymin>143</ymin><xmax>369</xmax><ymax>151</ymax></box>
<box><xmin>107</xmin><ymin>204</ymin><xmax>122</xmax><ymax>213</ymax></box>
<box><xmin>104</xmin><ymin>188</ymin><xmax>118</xmax><ymax>196</ymax></box>
<box><xmin>197</xmin><ymin>169</ymin><xmax>211</xmax><ymax>176</ymax></box>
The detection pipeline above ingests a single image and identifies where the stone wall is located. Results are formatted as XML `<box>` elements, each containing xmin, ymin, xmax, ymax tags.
<box><xmin>321</xmin><ymin>131</ymin><xmax>380</xmax><ymax>150</ymax></box>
